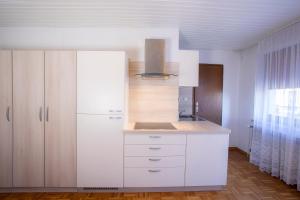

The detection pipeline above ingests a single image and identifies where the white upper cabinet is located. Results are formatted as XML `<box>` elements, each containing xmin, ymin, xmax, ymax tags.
<box><xmin>178</xmin><ymin>50</ymin><xmax>199</xmax><ymax>87</ymax></box>
<box><xmin>77</xmin><ymin>51</ymin><xmax>127</xmax><ymax>114</ymax></box>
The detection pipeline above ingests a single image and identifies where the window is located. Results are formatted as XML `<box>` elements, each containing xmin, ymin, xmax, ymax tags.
<box><xmin>269</xmin><ymin>88</ymin><xmax>300</xmax><ymax>119</ymax></box>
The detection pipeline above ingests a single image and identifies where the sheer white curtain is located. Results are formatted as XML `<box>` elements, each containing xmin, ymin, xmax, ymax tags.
<box><xmin>251</xmin><ymin>22</ymin><xmax>300</xmax><ymax>190</ymax></box>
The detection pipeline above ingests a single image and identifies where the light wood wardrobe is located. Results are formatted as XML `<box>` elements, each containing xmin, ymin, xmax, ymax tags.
<box><xmin>0</xmin><ymin>50</ymin><xmax>13</xmax><ymax>187</ymax></box>
<box><xmin>0</xmin><ymin>50</ymin><xmax>76</xmax><ymax>187</ymax></box>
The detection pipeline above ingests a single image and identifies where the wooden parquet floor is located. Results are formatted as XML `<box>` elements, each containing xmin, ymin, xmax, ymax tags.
<box><xmin>0</xmin><ymin>150</ymin><xmax>299</xmax><ymax>200</ymax></box>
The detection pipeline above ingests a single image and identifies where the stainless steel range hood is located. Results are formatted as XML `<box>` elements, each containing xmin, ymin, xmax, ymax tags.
<box><xmin>136</xmin><ymin>39</ymin><xmax>177</xmax><ymax>78</ymax></box>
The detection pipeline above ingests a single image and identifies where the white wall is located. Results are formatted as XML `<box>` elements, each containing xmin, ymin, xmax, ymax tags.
<box><xmin>236</xmin><ymin>45</ymin><xmax>258</xmax><ymax>152</ymax></box>
<box><xmin>0</xmin><ymin>27</ymin><xmax>179</xmax><ymax>62</ymax></box>
<box><xmin>198</xmin><ymin>50</ymin><xmax>241</xmax><ymax>147</ymax></box>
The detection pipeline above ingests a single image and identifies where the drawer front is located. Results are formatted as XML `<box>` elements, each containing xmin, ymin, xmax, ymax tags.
<box><xmin>124</xmin><ymin>167</ymin><xmax>184</xmax><ymax>187</ymax></box>
<box><xmin>125</xmin><ymin>133</ymin><xmax>186</xmax><ymax>145</ymax></box>
<box><xmin>124</xmin><ymin>156</ymin><xmax>185</xmax><ymax>168</ymax></box>
<box><xmin>124</xmin><ymin>145</ymin><xmax>186</xmax><ymax>157</ymax></box>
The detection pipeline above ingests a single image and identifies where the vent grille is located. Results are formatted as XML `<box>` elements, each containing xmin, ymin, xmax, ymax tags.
<box><xmin>83</xmin><ymin>187</ymin><xmax>119</xmax><ymax>191</ymax></box>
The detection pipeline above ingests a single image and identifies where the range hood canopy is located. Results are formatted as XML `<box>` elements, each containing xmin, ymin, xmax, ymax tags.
<box><xmin>136</xmin><ymin>39</ymin><xmax>177</xmax><ymax>78</ymax></box>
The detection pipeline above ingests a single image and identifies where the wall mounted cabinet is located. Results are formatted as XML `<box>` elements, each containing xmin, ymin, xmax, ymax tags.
<box><xmin>0</xmin><ymin>50</ymin><xmax>12</xmax><ymax>187</ymax></box>
<box><xmin>178</xmin><ymin>50</ymin><xmax>199</xmax><ymax>87</ymax></box>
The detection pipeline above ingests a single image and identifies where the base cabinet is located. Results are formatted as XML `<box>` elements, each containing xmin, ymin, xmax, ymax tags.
<box><xmin>185</xmin><ymin>133</ymin><xmax>229</xmax><ymax>186</ymax></box>
<box><xmin>124</xmin><ymin>167</ymin><xmax>185</xmax><ymax>187</ymax></box>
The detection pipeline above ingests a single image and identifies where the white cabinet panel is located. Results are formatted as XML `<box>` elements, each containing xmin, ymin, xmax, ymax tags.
<box><xmin>77</xmin><ymin>114</ymin><xmax>124</xmax><ymax>187</ymax></box>
<box><xmin>125</xmin><ymin>145</ymin><xmax>185</xmax><ymax>157</ymax></box>
<box><xmin>185</xmin><ymin>134</ymin><xmax>229</xmax><ymax>186</ymax></box>
<box><xmin>124</xmin><ymin>167</ymin><xmax>184</xmax><ymax>187</ymax></box>
<box><xmin>178</xmin><ymin>50</ymin><xmax>199</xmax><ymax>87</ymax></box>
<box><xmin>77</xmin><ymin>51</ymin><xmax>126</xmax><ymax>114</ymax></box>
<box><xmin>125</xmin><ymin>133</ymin><xmax>186</xmax><ymax>145</ymax></box>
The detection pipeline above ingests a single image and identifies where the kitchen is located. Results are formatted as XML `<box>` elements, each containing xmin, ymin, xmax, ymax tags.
<box><xmin>1</xmin><ymin>1</ymin><xmax>300</xmax><ymax>199</ymax></box>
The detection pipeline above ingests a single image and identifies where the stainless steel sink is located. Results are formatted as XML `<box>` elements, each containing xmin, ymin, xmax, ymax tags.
<box><xmin>179</xmin><ymin>115</ymin><xmax>206</xmax><ymax>121</ymax></box>
<box><xmin>134</xmin><ymin>122</ymin><xmax>177</xmax><ymax>130</ymax></box>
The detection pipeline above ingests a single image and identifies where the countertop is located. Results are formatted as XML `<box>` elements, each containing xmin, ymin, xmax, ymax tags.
<box><xmin>123</xmin><ymin>121</ymin><xmax>231</xmax><ymax>134</ymax></box>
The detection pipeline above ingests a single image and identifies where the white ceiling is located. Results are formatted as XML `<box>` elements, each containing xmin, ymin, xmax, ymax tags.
<box><xmin>1</xmin><ymin>0</ymin><xmax>300</xmax><ymax>50</ymax></box>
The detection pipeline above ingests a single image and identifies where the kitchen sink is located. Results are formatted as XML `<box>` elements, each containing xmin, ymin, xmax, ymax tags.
<box><xmin>134</xmin><ymin>122</ymin><xmax>177</xmax><ymax>130</ymax></box>
<box><xmin>179</xmin><ymin>115</ymin><xmax>206</xmax><ymax>121</ymax></box>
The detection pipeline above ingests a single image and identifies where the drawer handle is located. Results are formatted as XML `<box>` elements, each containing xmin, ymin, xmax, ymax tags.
<box><xmin>149</xmin><ymin>135</ymin><xmax>161</xmax><ymax>139</ymax></box>
<box><xmin>148</xmin><ymin>158</ymin><xmax>161</xmax><ymax>162</ymax></box>
<box><xmin>148</xmin><ymin>169</ymin><xmax>161</xmax><ymax>173</ymax></box>
<box><xmin>149</xmin><ymin>147</ymin><xmax>161</xmax><ymax>150</ymax></box>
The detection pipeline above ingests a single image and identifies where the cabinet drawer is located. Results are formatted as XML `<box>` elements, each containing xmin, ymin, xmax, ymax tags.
<box><xmin>124</xmin><ymin>156</ymin><xmax>185</xmax><ymax>168</ymax></box>
<box><xmin>125</xmin><ymin>133</ymin><xmax>186</xmax><ymax>145</ymax></box>
<box><xmin>124</xmin><ymin>145</ymin><xmax>185</xmax><ymax>157</ymax></box>
<box><xmin>124</xmin><ymin>167</ymin><xmax>184</xmax><ymax>187</ymax></box>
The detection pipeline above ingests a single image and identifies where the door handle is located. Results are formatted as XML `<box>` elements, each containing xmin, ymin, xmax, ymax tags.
<box><xmin>109</xmin><ymin>116</ymin><xmax>122</xmax><ymax>120</ymax></box>
<box><xmin>39</xmin><ymin>107</ymin><xmax>43</xmax><ymax>122</ymax></box>
<box><xmin>148</xmin><ymin>158</ymin><xmax>161</xmax><ymax>162</ymax></box>
<box><xmin>149</xmin><ymin>135</ymin><xmax>161</xmax><ymax>139</ymax></box>
<box><xmin>149</xmin><ymin>147</ymin><xmax>161</xmax><ymax>150</ymax></box>
<box><xmin>6</xmin><ymin>106</ymin><xmax>10</xmax><ymax>122</ymax></box>
<box><xmin>148</xmin><ymin>169</ymin><xmax>161</xmax><ymax>173</ymax></box>
<box><xmin>46</xmin><ymin>107</ymin><xmax>49</xmax><ymax>122</ymax></box>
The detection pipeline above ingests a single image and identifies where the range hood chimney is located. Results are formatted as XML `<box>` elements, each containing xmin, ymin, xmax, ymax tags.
<box><xmin>136</xmin><ymin>39</ymin><xmax>177</xmax><ymax>78</ymax></box>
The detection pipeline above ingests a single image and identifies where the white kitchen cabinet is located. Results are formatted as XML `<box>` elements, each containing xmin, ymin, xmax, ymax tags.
<box><xmin>77</xmin><ymin>114</ymin><xmax>124</xmax><ymax>187</ymax></box>
<box><xmin>124</xmin><ymin>167</ymin><xmax>185</xmax><ymax>187</ymax></box>
<box><xmin>77</xmin><ymin>51</ymin><xmax>127</xmax><ymax>114</ymax></box>
<box><xmin>0</xmin><ymin>50</ymin><xmax>12</xmax><ymax>187</ymax></box>
<box><xmin>185</xmin><ymin>133</ymin><xmax>229</xmax><ymax>186</ymax></box>
<box><xmin>178</xmin><ymin>50</ymin><xmax>199</xmax><ymax>87</ymax></box>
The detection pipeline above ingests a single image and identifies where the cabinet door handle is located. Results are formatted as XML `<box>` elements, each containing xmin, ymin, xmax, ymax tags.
<box><xmin>149</xmin><ymin>147</ymin><xmax>161</xmax><ymax>150</ymax></box>
<box><xmin>148</xmin><ymin>169</ymin><xmax>161</xmax><ymax>173</ymax></box>
<box><xmin>6</xmin><ymin>106</ymin><xmax>10</xmax><ymax>122</ymax></box>
<box><xmin>39</xmin><ymin>107</ymin><xmax>43</xmax><ymax>122</ymax></box>
<box><xmin>46</xmin><ymin>107</ymin><xmax>49</xmax><ymax>122</ymax></box>
<box><xmin>109</xmin><ymin>116</ymin><xmax>122</xmax><ymax>120</ymax></box>
<box><xmin>149</xmin><ymin>135</ymin><xmax>161</xmax><ymax>139</ymax></box>
<box><xmin>148</xmin><ymin>158</ymin><xmax>161</xmax><ymax>162</ymax></box>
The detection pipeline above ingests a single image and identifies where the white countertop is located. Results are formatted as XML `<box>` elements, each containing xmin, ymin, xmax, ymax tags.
<box><xmin>124</xmin><ymin>121</ymin><xmax>231</xmax><ymax>134</ymax></box>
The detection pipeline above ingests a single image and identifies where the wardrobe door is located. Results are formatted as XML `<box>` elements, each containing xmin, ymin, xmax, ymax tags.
<box><xmin>45</xmin><ymin>51</ymin><xmax>76</xmax><ymax>187</ymax></box>
<box><xmin>13</xmin><ymin>50</ymin><xmax>45</xmax><ymax>187</ymax></box>
<box><xmin>0</xmin><ymin>50</ymin><xmax>12</xmax><ymax>187</ymax></box>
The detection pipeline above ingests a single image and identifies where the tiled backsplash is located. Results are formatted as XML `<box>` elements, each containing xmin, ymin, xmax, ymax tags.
<box><xmin>179</xmin><ymin>87</ymin><xmax>193</xmax><ymax>115</ymax></box>
<box><xmin>128</xmin><ymin>61</ymin><xmax>179</xmax><ymax>122</ymax></box>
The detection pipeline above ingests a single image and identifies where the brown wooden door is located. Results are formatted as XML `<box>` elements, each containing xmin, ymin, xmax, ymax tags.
<box><xmin>194</xmin><ymin>64</ymin><xmax>223</xmax><ymax>125</ymax></box>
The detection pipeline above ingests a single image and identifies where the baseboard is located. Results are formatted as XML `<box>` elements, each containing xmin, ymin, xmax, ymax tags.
<box><xmin>229</xmin><ymin>147</ymin><xmax>249</xmax><ymax>156</ymax></box>
<box><xmin>0</xmin><ymin>186</ymin><xmax>225</xmax><ymax>193</ymax></box>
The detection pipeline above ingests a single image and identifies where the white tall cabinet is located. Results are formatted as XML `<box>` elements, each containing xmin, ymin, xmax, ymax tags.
<box><xmin>77</xmin><ymin>51</ymin><xmax>127</xmax><ymax>187</ymax></box>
